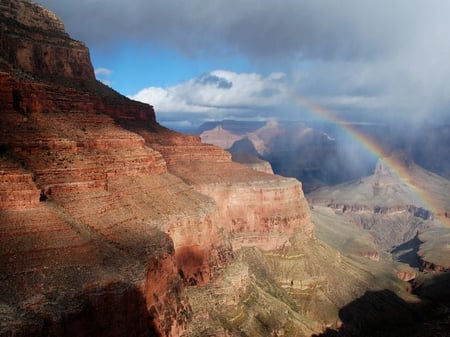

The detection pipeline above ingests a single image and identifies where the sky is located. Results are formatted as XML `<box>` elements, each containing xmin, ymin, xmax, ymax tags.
<box><xmin>37</xmin><ymin>0</ymin><xmax>450</xmax><ymax>129</ymax></box>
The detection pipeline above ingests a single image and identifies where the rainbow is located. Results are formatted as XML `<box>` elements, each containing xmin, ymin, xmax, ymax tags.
<box><xmin>290</xmin><ymin>93</ymin><xmax>449</xmax><ymax>227</ymax></box>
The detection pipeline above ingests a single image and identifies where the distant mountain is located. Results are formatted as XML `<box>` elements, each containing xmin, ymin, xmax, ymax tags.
<box><xmin>200</xmin><ymin>119</ymin><xmax>450</xmax><ymax>195</ymax></box>
<box><xmin>197</xmin><ymin>119</ymin><xmax>266</xmax><ymax>135</ymax></box>
<box><xmin>308</xmin><ymin>153</ymin><xmax>450</xmax><ymax>269</ymax></box>
<box><xmin>200</xmin><ymin>119</ymin><xmax>383</xmax><ymax>192</ymax></box>
<box><xmin>309</xmin><ymin>154</ymin><xmax>450</xmax><ymax>210</ymax></box>
<box><xmin>199</xmin><ymin>125</ymin><xmax>242</xmax><ymax>149</ymax></box>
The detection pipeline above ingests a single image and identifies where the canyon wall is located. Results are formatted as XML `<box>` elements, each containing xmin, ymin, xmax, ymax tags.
<box><xmin>0</xmin><ymin>1</ymin><xmax>314</xmax><ymax>336</ymax></box>
<box><xmin>125</xmin><ymin>125</ymin><xmax>313</xmax><ymax>251</ymax></box>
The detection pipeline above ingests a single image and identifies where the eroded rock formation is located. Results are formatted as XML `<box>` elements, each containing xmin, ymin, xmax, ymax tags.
<box><xmin>0</xmin><ymin>1</ymin><xmax>315</xmax><ymax>336</ymax></box>
<box><xmin>308</xmin><ymin>156</ymin><xmax>450</xmax><ymax>252</ymax></box>
<box><xmin>232</xmin><ymin>153</ymin><xmax>274</xmax><ymax>174</ymax></box>
<box><xmin>0</xmin><ymin>0</ymin><xmax>93</xmax><ymax>81</ymax></box>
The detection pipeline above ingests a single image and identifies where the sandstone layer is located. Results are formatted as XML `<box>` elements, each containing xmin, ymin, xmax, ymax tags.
<box><xmin>122</xmin><ymin>121</ymin><xmax>313</xmax><ymax>252</ymax></box>
<box><xmin>0</xmin><ymin>2</ymin><xmax>314</xmax><ymax>336</ymax></box>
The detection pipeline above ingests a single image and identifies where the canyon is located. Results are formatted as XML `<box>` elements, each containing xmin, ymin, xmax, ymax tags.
<box><xmin>198</xmin><ymin>113</ymin><xmax>450</xmax><ymax>335</ymax></box>
<box><xmin>309</xmin><ymin>154</ymin><xmax>450</xmax><ymax>272</ymax></box>
<box><xmin>200</xmin><ymin>119</ymin><xmax>450</xmax><ymax>272</ymax></box>
<box><xmin>199</xmin><ymin>120</ymin><xmax>381</xmax><ymax>193</ymax></box>
<box><xmin>0</xmin><ymin>1</ymin><xmax>449</xmax><ymax>337</ymax></box>
<box><xmin>199</xmin><ymin>119</ymin><xmax>450</xmax><ymax>193</ymax></box>
<box><xmin>0</xmin><ymin>2</ymin><xmax>314</xmax><ymax>335</ymax></box>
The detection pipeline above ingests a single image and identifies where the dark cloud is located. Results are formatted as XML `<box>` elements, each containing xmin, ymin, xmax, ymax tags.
<box><xmin>37</xmin><ymin>0</ymin><xmax>450</xmax><ymax>124</ymax></box>
<box><xmin>196</xmin><ymin>73</ymin><xmax>232</xmax><ymax>89</ymax></box>
<box><xmin>36</xmin><ymin>0</ymin><xmax>437</xmax><ymax>60</ymax></box>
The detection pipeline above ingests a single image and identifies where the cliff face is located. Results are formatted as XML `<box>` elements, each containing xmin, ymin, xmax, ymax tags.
<box><xmin>0</xmin><ymin>2</ymin><xmax>314</xmax><ymax>336</ymax></box>
<box><xmin>0</xmin><ymin>0</ymin><xmax>93</xmax><ymax>81</ymax></box>
<box><xmin>122</xmin><ymin>124</ymin><xmax>313</xmax><ymax>251</ymax></box>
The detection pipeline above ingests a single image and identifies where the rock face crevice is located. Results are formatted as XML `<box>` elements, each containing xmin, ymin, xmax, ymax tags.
<box><xmin>0</xmin><ymin>2</ymin><xmax>313</xmax><ymax>336</ymax></box>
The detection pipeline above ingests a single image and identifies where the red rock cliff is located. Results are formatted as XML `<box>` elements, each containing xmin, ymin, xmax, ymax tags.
<box><xmin>0</xmin><ymin>1</ymin><xmax>313</xmax><ymax>336</ymax></box>
<box><xmin>125</xmin><ymin>125</ymin><xmax>313</xmax><ymax>251</ymax></box>
<box><xmin>0</xmin><ymin>0</ymin><xmax>93</xmax><ymax>81</ymax></box>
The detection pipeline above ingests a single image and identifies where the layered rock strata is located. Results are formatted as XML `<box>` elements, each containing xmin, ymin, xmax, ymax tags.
<box><xmin>0</xmin><ymin>156</ymin><xmax>40</xmax><ymax>209</ymax></box>
<box><xmin>0</xmin><ymin>1</ymin><xmax>313</xmax><ymax>336</ymax></box>
<box><xmin>123</xmin><ymin>124</ymin><xmax>313</xmax><ymax>251</ymax></box>
<box><xmin>308</xmin><ymin>157</ymin><xmax>450</xmax><ymax>252</ymax></box>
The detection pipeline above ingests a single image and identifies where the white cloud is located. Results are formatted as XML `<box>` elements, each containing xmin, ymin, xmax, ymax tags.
<box><xmin>130</xmin><ymin>70</ymin><xmax>290</xmax><ymax>122</ymax></box>
<box><xmin>94</xmin><ymin>67</ymin><xmax>112</xmax><ymax>76</ymax></box>
<box><xmin>94</xmin><ymin>67</ymin><xmax>113</xmax><ymax>87</ymax></box>
<box><xmin>129</xmin><ymin>69</ymin><xmax>395</xmax><ymax>125</ymax></box>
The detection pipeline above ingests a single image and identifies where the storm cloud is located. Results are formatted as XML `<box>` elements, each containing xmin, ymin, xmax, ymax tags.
<box><xmin>38</xmin><ymin>0</ymin><xmax>450</xmax><ymax>124</ymax></box>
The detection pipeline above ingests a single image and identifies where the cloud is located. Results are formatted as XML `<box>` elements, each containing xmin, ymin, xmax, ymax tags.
<box><xmin>94</xmin><ymin>67</ymin><xmax>112</xmax><ymax>76</ymax></box>
<box><xmin>130</xmin><ymin>70</ymin><xmax>290</xmax><ymax>124</ymax></box>
<box><xmin>37</xmin><ymin>1</ymin><xmax>450</xmax><ymax>61</ymax></box>
<box><xmin>195</xmin><ymin>73</ymin><xmax>232</xmax><ymax>89</ymax></box>
<box><xmin>38</xmin><ymin>0</ymin><xmax>450</xmax><ymax>124</ymax></box>
<box><xmin>94</xmin><ymin>67</ymin><xmax>113</xmax><ymax>86</ymax></box>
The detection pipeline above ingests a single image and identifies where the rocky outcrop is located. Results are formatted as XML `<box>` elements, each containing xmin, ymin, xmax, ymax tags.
<box><xmin>194</xmin><ymin>174</ymin><xmax>312</xmax><ymax>251</ymax></box>
<box><xmin>0</xmin><ymin>70</ymin><xmax>156</xmax><ymax>122</ymax></box>
<box><xmin>417</xmin><ymin>227</ymin><xmax>450</xmax><ymax>273</ymax></box>
<box><xmin>130</xmin><ymin>125</ymin><xmax>313</xmax><ymax>251</ymax></box>
<box><xmin>307</xmin><ymin>199</ymin><xmax>434</xmax><ymax>249</ymax></box>
<box><xmin>360</xmin><ymin>251</ymin><xmax>380</xmax><ymax>261</ymax></box>
<box><xmin>200</xmin><ymin>125</ymin><xmax>242</xmax><ymax>149</ymax></box>
<box><xmin>124</xmin><ymin>123</ymin><xmax>313</xmax><ymax>244</ymax></box>
<box><xmin>420</xmin><ymin>260</ymin><xmax>450</xmax><ymax>273</ymax></box>
<box><xmin>0</xmin><ymin>201</ymin><xmax>183</xmax><ymax>336</ymax></box>
<box><xmin>0</xmin><ymin>0</ymin><xmax>94</xmax><ymax>81</ymax></box>
<box><xmin>231</xmin><ymin>153</ymin><xmax>274</xmax><ymax>174</ymax></box>
<box><xmin>243</xmin><ymin>160</ymin><xmax>273</xmax><ymax>174</ymax></box>
<box><xmin>396</xmin><ymin>270</ymin><xmax>417</xmax><ymax>282</ymax></box>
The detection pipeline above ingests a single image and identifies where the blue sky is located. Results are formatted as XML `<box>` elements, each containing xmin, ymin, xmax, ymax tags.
<box><xmin>91</xmin><ymin>42</ymin><xmax>252</xmax><ymax>95</ymax></box>
<box><xmin>37</xmin><ymin>0</ymin><xmax>450</xmax><ymax>128</ymax></box>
